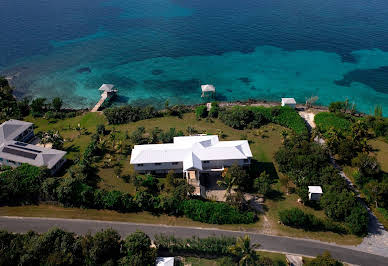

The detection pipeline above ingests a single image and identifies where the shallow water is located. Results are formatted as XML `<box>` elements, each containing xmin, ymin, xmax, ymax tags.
<box><xmin>1</xmin><ymin>0</ymin><xmax>388</xmax><ymax>114</ymax></box>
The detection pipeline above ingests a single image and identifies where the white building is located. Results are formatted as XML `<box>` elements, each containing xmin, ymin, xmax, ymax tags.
<box><xmin>0</xmin><ymin>120</ymin><xmax>66</xmax><ymax>174</ymax></box>
<box><xmin>281</xmin><ymin>98</ymin><xmax>296</xmax><ymax>108</ymax></box>
<box><xmin>130</xmin><ymin>135</ymin><xmax>252</xmax><ymax>195</ymax></box>
<box><xmin>308</xmin><ymin>186</ymin><xmax>323</xmax><ymax>201</ymax></box>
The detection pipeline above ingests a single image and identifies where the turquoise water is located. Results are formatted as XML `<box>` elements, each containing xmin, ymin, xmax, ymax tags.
<box><xmin>1</xmin><ymin>0</ymin><xmax>388</xmax><ymax>115</ymax></box>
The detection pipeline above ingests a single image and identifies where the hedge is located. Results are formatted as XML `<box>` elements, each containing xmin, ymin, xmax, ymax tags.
<box><xmin>180</xmin><ymin>199</ymin><xmax>256</xmax><ymax>224</ymax></box>
<box><xmin>315</xmin><ymin>112</ymin><xmax>352</xmax><ymax>135</ymax></box>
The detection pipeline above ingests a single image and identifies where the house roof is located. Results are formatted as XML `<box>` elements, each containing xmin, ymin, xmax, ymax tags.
<box><xmin>281</xmin><ymin>98</ymin><xmax>296</xmax><ymax>104</ymax></box>
<box><xmin>130</xmin><ymin>135</ymin><xmax>252</xmax><ymax>170</ymax></box>
<box><xmin>308</xmin><ymin>186</ymin><xmax>323</xmax><ymax>194</ymax></box>
<box><xmin>0</xmin><ymin>140</ymin><xmax>66</xmax><ymax>169</ymax></box>
<box><xmin>0</xmin><ymin>120</ymin><xmax>33</xmax><ymax>143</ymax></box>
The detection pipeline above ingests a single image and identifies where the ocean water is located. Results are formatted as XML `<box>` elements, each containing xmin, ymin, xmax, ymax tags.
<box><xmin>1</xmin><ymin>0</ymin><xmax>388</xmax><ymax>115</ymax></box>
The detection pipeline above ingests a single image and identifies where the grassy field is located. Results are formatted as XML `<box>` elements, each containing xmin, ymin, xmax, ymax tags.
<box><xmin>369</xmin><ymin>138</ymin><xmax>388</xmax><ymax>172</ymax></box>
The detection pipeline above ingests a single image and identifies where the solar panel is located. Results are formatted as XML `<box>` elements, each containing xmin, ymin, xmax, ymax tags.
<box><xmin>8</xmin><ymin>144</ymin><xmax>41</xmax><ymax>153</ymax></box>
<box><xmin>2</xmin><ymin>147</ymin><xmax>37</xmax><ymax>159</ymax></box>
<box><xmin>15</xmin><ymin>142</ymin><xmax>28</xmax><ymax>147</ymax></box>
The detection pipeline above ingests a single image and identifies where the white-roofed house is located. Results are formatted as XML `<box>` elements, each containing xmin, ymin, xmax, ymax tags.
<box><xmin>308</xmin><ymin>186</ymin><xmax>323</xmax><ymax>200</ymax></box>
<box><xmin>130</xmin><ymin>135</ymin><xmax>252</xmax><ymax>197</ymax></box>
<box><xmin>281</xmin><ymin>98</ymin><xmax>297</xmax><ymax>109</ymax></box>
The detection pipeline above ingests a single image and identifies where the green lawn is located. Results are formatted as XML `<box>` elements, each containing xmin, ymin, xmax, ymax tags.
<box><xmin>369</xmin><ymin>138</ymin><xmax>388</xmax><ymax>172</ymax></box>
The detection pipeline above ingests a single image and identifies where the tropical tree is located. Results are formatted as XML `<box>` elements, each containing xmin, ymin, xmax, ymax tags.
<box><xmin>52</xmin><ymin>97</ymin><xmax>63</xmax><ymax>112</ymax></box>
<box><xmin>228</xmin><ymin>235</ymin><xmax>260</xmax><ymax>266</ymax></box>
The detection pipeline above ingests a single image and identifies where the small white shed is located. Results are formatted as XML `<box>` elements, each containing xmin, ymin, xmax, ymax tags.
<box><xmin>281</xmin><ymin>98</ymin><xmax>296</xmax><ymax>108</ymax></box>
<box><xmin>156</xmin><ymin>257</ymin><xmax>174</xmax><ymax>266</ymax></box>
<box><xmin>308</xmin><ymin>186</ymin><xmax>323</xmax><ymax>201</ymax></box>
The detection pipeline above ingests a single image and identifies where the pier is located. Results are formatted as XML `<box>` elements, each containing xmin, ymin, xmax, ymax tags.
<box><xmin>91</xmin><ymin>84</ymin><xmax>117</xmax><ymax>112</ymax></box>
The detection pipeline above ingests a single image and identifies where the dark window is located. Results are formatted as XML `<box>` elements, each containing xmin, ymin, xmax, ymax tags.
<box><xmin>155</xmin><ymin>163</ymin><xmax>162</xmax><ymax>166</ymax></box>
<box><xmin>172</xmin><ymin>162</ymin><xmax>179</xmax><ymax>165</ymax></box>
<box><xmin>137</xmin><ymin>164</ymin><xmax>143</xmax><ymax>167</ymax></box>
<box><xmin>203</xmin><ymin>161</ymin><xmax>210</xmax><ymax>164</ymax></box>
<box><xmin>244</xmin><ymin>159</ymin><xmax>249</xmax><ymax>163</ymax></box>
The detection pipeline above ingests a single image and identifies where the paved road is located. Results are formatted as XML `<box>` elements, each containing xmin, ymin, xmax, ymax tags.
<box><xmin>0</xmin><ymin>216</ymin><xmax>386</xmax><ymax>266</ymax></box>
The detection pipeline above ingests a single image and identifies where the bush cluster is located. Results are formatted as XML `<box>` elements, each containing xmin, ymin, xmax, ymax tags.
<box><xmin>219</xmin><ymin>106</ymin><xmax>308</xmax><ymax>134</ymax></box>
<box><xmin>278</xmin><ymin>208</ymin><xmax>347</xmax><ymax>234</ymax></box>
<box><xmin>155</xmin><ymin>234</ymin><xmax>236</xmax><ymax>257</ymax></box>
<box><xmin>180</xmin><ymin>199</ymin><xmax>256</xmax><ymax>224</ymax></box>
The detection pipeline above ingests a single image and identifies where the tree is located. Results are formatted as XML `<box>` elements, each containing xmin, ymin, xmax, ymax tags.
<box><xmin>351</xmin><ymin>154</ymin><xmax>381</xmax><ymax>179</ymax></box>
<box><xmin>253</xmin><ymin>171</ymin><xmax>272</xmax><ymax>196</ymax></box>
<box><xmin>52</xmin><ymin>97</ymin><xmax>63</xmax><ymax>112</ymax></box>
<box><xmin>209</xmin><ymin>102</ymin><xmax>220</xmax><ymax>118</ymax></box>
<box><xmin>374</xmin><ymin>105</ymin><xmax>383</xmax><ymax>119</ymax></box>
<box><xmin>329</xmin><ymin>101</ymin><xmax>345</xmax><ymax>113</ymax></box>
<box><xmin>30</xmin><ymin>97</ymin><xmax>47</xmax><ymax>117</ymax></box>
<box><xmin>345</xmin><ymin>203</ymin><xmax>369</xmax><ymax>236</ymax></box>
<box><xmin>306</xmin><ymin>251</ymin><xmax>343</xmax><ymax>266</ymax></box>
<box><xmin>228</xmin><ymin>235</ymin><xmax>260</xmax><ymax>266</ymax></box>
<box><xmin>0</xmin><ymin>84</ymin><xmax>20</xmax><ymax>121</ymax></box>
<box><xmin>87</xmin><ymin>229</ymin><xmax>121</xmax><ymax>265</ymax></box>
<box><xmin>321</xmin><ymin>190</ymin><xmax>356</xmax><ymax>221</ymax></box>
<box><xmin>119</xmin><ymin>231</ymin><xmax>156</xmax><ymax>266</ymax></box>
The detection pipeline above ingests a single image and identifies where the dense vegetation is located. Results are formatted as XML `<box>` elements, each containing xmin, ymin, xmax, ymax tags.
<box><xmin>315</xmin><ymin>112</ymin><xmax>352</xmax><ymax>136</ymax></box>
<box><xmin>275</xmin><ymin>134</ymin><xmax>369</xmax><ymax>235</ymax></box>
<box><xmin>181</xmin><ymin>199</ymin><xmax>256</xmax><ymax>224</ymax></box>
<box><xmin>0</xmin><ymin>228</ymin><xmax>285</xmax><ymax>266</ymax></box>
<box><xmin>218</xmin><ymin>105</ymin><xmax>308</xmax><ymax>135</ymax></box>
<box><xmin>278</xmin><ymin>208</ymin><xmax>347</xmax><ymax>234</ymax></box>
<box><xmin>315</xmin><ymin>105</ymin><xmax>388</xmax><ymax>226</ymax></box>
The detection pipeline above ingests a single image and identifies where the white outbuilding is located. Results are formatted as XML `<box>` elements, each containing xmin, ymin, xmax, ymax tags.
<box><xmin>281</xmin><ymin>98</ymin><xmax>296</xmax><ymax>108</ymax></box>
<box><xmin>308</xmin><ymin>186</ymin><xmax>323</xmax><ymax>201</ymax></box>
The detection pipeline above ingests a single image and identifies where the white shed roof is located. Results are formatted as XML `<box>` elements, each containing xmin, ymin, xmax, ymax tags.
<box><xmin>281</xmin><ymin>98</ymin><xmax>296</xmax><ymax>104</ymax></box>
<box><xmin>130</xmin><ymin>135</ymin><xmax>252</xmax><ymax>170</ymax></box>
<box><xmin>308</xmin><ymin>186</ymin><xmax>323</xmax><ymax>194</ymax></box>
<box><xmin>201</xmin><ymin>84</ymin><xmax>215</xmax><ymax>92</ymax></box>
<box><xmin>156</xmin><ymin>257</ymin><xmax>174</xmax><ymax>266</ymax></box>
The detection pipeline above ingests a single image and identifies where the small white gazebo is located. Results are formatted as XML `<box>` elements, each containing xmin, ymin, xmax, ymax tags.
<box><xmin>308</xmin><ymin>186</ymin><xmax>323</xmax><ymax>200</ymax></box>
<box><xmin>98</xmin><ymin>84</ymin><xmax>117</xmax><ymax>93</ymax></box>
<box><xmin>201</xmin><ymin>84</ymin><xmax>216</xmax><ymax>98</ymax></box>
<box><xmin>281</xmin><ymin>98</ymin><xmax>296</xmax><ymax>108</ymax></box>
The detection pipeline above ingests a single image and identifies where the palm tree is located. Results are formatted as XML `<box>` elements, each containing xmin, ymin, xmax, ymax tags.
<box><xmin>228</xmin><ymin>235</ymin><xmax>260</xmax><ymax>266</ymax></box>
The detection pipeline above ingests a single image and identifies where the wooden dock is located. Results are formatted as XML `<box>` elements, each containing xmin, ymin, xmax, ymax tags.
<box><xmin>91</xmin><ymin>91</ymin><xmax>108</xmax><ymax>112</ymax></box>
<box><xmin>91</xmin><ymin>84</ymin><xmax>117</xmax><ymax>112</ymax></box>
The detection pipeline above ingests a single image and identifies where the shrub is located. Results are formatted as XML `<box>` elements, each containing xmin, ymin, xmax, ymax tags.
<box><xmin>271</xmin><ymin>106</ymin><xmax>308</xmax><ymax>135</ymax></box>
<box><xmin>345</xmin><ymin>203</ymin><xmax>369</xmax><ymax>236</ymax></box>
<box><xmin>180</xmin><ymin>199</ymin><xmax>256</xmax><ymax>224</ymax></box>
<box><xmin>195</xmin><ymin>105</ymin><xmax>208</xmax><ymax>119</ymax></box>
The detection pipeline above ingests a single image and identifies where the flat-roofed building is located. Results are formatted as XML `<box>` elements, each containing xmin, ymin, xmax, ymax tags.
<box><xmin>281</xmin><ymin>98</ymin><xmax>297</xmax><ymax>108</ymax></box>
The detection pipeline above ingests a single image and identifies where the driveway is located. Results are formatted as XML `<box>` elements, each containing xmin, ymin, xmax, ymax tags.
<box><xmin>0</xmin><ymin>216</ymin><xmax>386</xmax><ymax>266</ymax></box>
